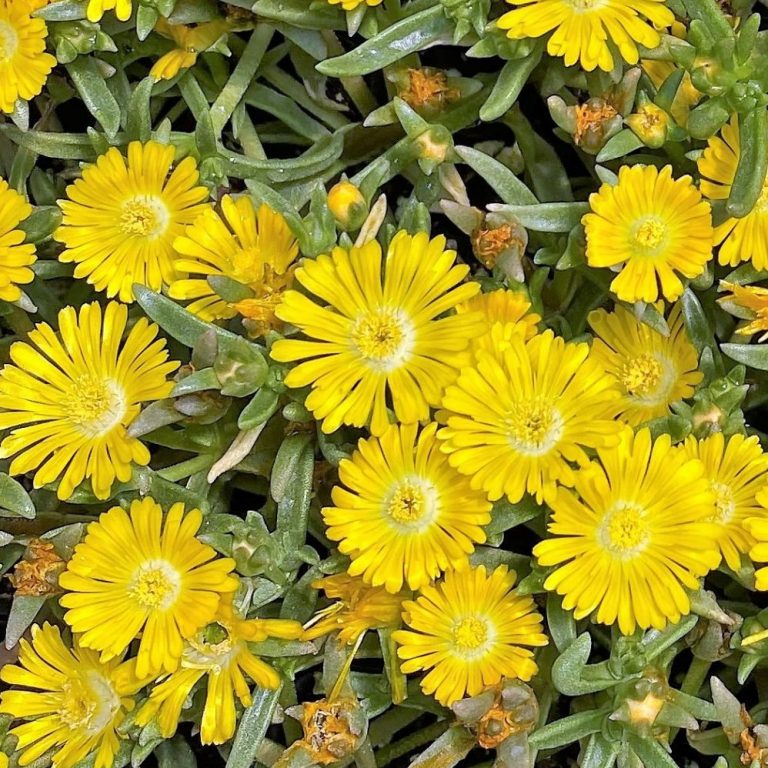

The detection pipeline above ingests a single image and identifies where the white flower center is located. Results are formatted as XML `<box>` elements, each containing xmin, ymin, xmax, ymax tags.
<box><xmin>598</xmin><ymin>503</ymin><xmax>650</xmax><ymax>558</ymax></box>
<box><xmin>0</xmin><ymin>21</ymin><xmax>19</xmax><ymax>64</ymax></box>
<box><xmin>60</xmin><ymin>670</ymin><xmax>120</xmax><ymax>736</ymax></box>
<box><xmin>506</xmin><ymin>400</ymin><xmax>564</xmax><ymax>456</ymax></box>
<box><xmin>351</xmin><ymin>308</ymin><xmax>414</xmax><ymax>372</ymax></box>
<box><xmin>183</xmin><ymin>621</ymin><xmax>240</xmax><ymax>673</ymax></box>
<box><xmin>66</xmin><ymin>376</ymin><xmax>127</xmax><ymax>437</ymax></box>
<box><xmin>452</xmin><ymin>616</ymin><xmax>493</xmax><ymax>659</ymax></box>
<box><xmin>384</xmin><ymin>477</ymin><xmax>439</xmax><ymax>531</ymax></box>
<box><xmin>120</xmin><ymin>195</ymin><xmax>170</xmax><ymax>238</ymax></box>
<box><xmin>128</xmin><ymin>560</ymin><xmax>181</xmax><ymax>611</ymax></box>
<box><xmin>617</xmin><ymin>353</ymin><xmax>676</xmax><ymax>406</ymax></box>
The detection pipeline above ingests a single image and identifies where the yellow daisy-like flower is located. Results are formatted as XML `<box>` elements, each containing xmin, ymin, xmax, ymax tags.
<box><xmin>169</xmin><ymin>195</ymin><xmax>299</xmax><ymax>329</ymax></box>
<box><xmin>699</xmin><ymin>117</ymin><xmax>768</xmax><ymax>271</ymax></box>
<box><xmin>719</xmin><ymin>281</ymin><xmax>768</xmax><ymax>341</ymax></box>
<box><xmin>496</xmin><ymin>0</ymin><xmax>673</xmax><ymax>73</ymax></box>
<box><xmin>583</xmin><ymin>165</ymin><xmax>713</xmax><ymax>303</ymax></box>
<box><xmin>85</xmin><ymin>0</ymin><xmax>131</xmax><ymax>21</ymax></box>
<box><xmin>392</xmin><ymin>565</ymin><xmax>548</xmax><ymax>707</ymax></box>
<box><xmin>681</xmin><ymin>433</ymin><xmax>768</xmax><ymax>571</ymax></box>
<box><xmin>302</xmin><ymin>574</ymin><xmax>405</xmax><ymax>645</ymax></box>
<box><xmin>746</xmin><ymin>491</ymin><xmax>768</xmax><ymax>591</ymax></box>
<box><xmin>59</xmin><ymin>498</ymin><xmax>238</xmax><ymax>677</ymax></box>
<box><xmin>0</xmin><ymin>0</ymin><xmax>56</xmax><ymax>114</ymax></box>
<box><xmin>0</xmin><ymin>623</ymin><xmax>145</xmax><ymax>768</ymax></box>
<box><xmin>323</xmin><ymin>422</ymin><xmax>491</xmax><ymax>593</ymax></box>
<box><xmin>0</xmin><ymin>177</ymin><xmax>36</xmax><ymax>301</ymax></box>
<box><xmin>270</xmin><ymin>231</ymin><xmax>484</xmax><ymax>436</ymax></box>
<box><xmin>136</xmin><ymin>596</ymin><xmax>301</xmax><ymax>745</ymax></box>
<box><xmin>456</xmin><ymin>288</ymin><xmax>540</xmax><ymax>349</ymax></box>
<box><xmin>55</xmin><ymin>141</ymin><xmax>210</xmax><ymax>303</ymax></box>
<box><xmin>534</xmin><ymin>428</ymin><xmax>720</xmax><ymax>635</ymax></box>
<box><xmin>0</xmin><ymin>302</ymin><xmax>178</xmax><ymax>500</ymax></box>
<box><xmin>150</xmin><ymin>18</ymin><xmax>229</xmax><ymax>81</ymax></box>
<box><xmin>588</xmin><ymin>302</ymin><xmax>702</xmax><ymax>427</ymax></box>
<box><xmin>438</xmin><ymin>330</ymin><xmax>620</xmax><ymax>504</ymax></box>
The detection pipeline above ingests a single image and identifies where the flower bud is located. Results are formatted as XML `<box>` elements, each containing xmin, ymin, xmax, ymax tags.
<box><xmin>327</xmin><ymin>181</ymin><xmax>368</xmax><ymax>231</ymax></box>
<box><xmin>626</xmin><ymin>100</ymin><xmax>671</xmax><ymax>149</ymax></box>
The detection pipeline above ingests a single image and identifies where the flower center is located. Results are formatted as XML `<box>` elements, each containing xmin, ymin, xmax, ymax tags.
<box><xmin>568</xmin><ymin>0</ymin><xmax>601</xmax><ymax>9</ymax></box>
<box><xmin>120</xmin><ymin>195</ymin><xmax>170</xmax><ymax>238</ymax></box>
<box><xmin>128</xmin><ymin>560</ymin><xmax>181</xmax><ymax>610</ymax></box>
<box><xmin>230</xmin><ymin>248</ymin><xmax>263</xmax><ymax>284</ymax></box>
<box><xmin>60</xmin><ymin>671</ymin><xmax>120</xmax><ymax>736</ymax></box>
<box><xmin>184</xmin><ymin>621</ymin><xmax>238</xmax><ymax>671</ymax></box>
<box><xmin>66</xmin><ymin>376</ymin><xmax>126</xmax><ymax>437</ymax></box>
<box><xmin>632</xmin><ymin>217</ymin><xmax>668</xmax><ymax>254</ymax></box>
<box><xmin>0</xmin><ymin>21</ymin><xmax>19</xmax><ymax>63</ymax></box>
<box><xmin>453</xmin><ymin>617</ymin><xmax>490</xmax><ymax>657</ymax></box>
<box><xmin>710</xmin><ymin>481</ymin><xmax>736</xmax><ymax>524</ymax></box>
<box><xmin>385</xmin><ymin>478</ymin><xmax>438</xmax><ymax>530</ymax></box>
<box><xmin>599</xmin><ymin>504</ymin><xmax>650</xmax><ymax>557</ymax></box>
<box><xmin>506</xmin><ymin>400</ymin><xmax>563</xmax><ymax>456</ymax></box>
<box><xmin>351</xmin><ymin>309</ymin><xmax>413</xmax><ymax>371</ymax></box>
<box><xmin>618</xmin><ymin>354</ymin><xmax>664</xmax><ymax>398</ymax></box>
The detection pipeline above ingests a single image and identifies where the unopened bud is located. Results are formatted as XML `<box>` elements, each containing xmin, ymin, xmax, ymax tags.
<box><xmin>626</xmin><ymin>101</ymin><xmax>671</xmax><ymax>149</ymax></box>
<box><xmin>327</xmin><ymin>181</ymin><xmax>368</xmax><ymax>231</ymax></box>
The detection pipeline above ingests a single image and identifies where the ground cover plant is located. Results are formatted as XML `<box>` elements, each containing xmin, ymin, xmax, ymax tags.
<box><xmin>3</xmin><ymin>0</ymin><xmax>768</xmax><ymax>766</ymax></box>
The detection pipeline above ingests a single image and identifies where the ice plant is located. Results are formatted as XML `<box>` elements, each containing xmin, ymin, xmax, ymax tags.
<box><xmin>55</xmin><ymin>141</ymin><xmax>210</xmax><ymax>302</ymax></box>
<box><xmin>583</xmin><ymin>165</ymin><xmax>713</xmax><ymax>303</ymax></box>
<box><xmin>59</xmin><ymin>498</ymin><xmax>238</xmax><ymax>677</ymax></box>
<box><xmin>270</xmin><ymin>231</ymin><xmax>485</xmax><ymax>435</ymax></box>
<box><xmin>455</xmin><ymin>288</ymin><xmax>540</xmax><ymax>345</ymax></box>
<box><xmin>534</xmin><ymin>428</ymin><xmax>721</xmax><ymax>635</ymax></box>
<box><xmin>393</xmin><ymin>565</ymin><xmax>548</xmax><ymax>706</ymax></box>
<box><xmin>0</xmin><ymin>623</ymin><xmax>145</xmax><ymax>768</ymax></box>
<box><xmin>0</xmin><ymin>302</ymin><xmax>178</xmax><ymax>500</ymax></box>
<box><xmin>681</xmin><ymin>433</ymin><xmax>768</xmax><ymax>571</ymax></box>
<box><xmin>438</xmin><ymin>330</ymin><xmax>621</xmax><ymax>504</ymax></box>
<box><xmin>496</xmin><ymin>0</ymin><xmax>673</xmax><ymax>72</ymax></box>
<box><xmin>322</xmin><ymin>422</ymin><xmax>491</xmax><ymax>593</ymax></box>
<box><xmin>136</xmin><ymin>596</ymin><xmax>301</xmax><ymax>744</ymax></box>
<box><xmin>699</xmin><ymin>117</ymin><xmax>768</xmax><ymax>271</ymax></box>
<box><xmin>302</xmin><ymin>574</ymin><xmax>405</xmax><ymax>645</ymax></box>
<box><xmin>0</xmin><ymin>0</ymin><xmax>56</xmax><ymax>114</ymax></box>
<box><xmin>170</xmin><ymin>195</ymin><xmax>298</xmax><ymax>327</ymax></box>
<box><xmin>588</xmin><ymin>302</ymin><xmax>703</xmax><ymax>427</ymax></box>
<box><xmin>0</xmin><ymin>177</ymin><xmax>36</xmax><ymax>301</ymax></box>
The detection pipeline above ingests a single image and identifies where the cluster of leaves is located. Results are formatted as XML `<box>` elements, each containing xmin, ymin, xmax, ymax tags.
<box><xmin>7</xmin><ymin>0</ymin><xmax>768</xmax><ymax>767</ymax></box>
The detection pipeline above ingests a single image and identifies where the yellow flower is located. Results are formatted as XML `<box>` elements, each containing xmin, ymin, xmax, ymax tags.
<box><xmin>583</xmin><ymin>165</ymin><xmax>713</xmax><ymax>303</ymax></box>
<box><xmin>55</xmin><ymin>141</ymin><xmax>210</xmax><ymax>303</ymax></box>
<box><xmin>0</xmin><ymin>0</ymin><xmax>56</xmax><ymax>114</ymax></box>
<box><xmin>0</xmin><ymin>177</ymin><xmax>36</xmax><ymax>301</ymax></box>
<box><xmin>323</xmin><ymin>422</ymin><xmax>491</xmax><ymax>593</ymax></box>
<box><xmin>719</xmin><ymin>281</ymin><xmax>768</xmax><ymax>341</ymax></box>
<box><xmin>681</xmin><ymin>433</ymin><xmax>768</xmax><ymax>571</ymax></box>
<box><xmin>456</xmin><ymin>288</ymin><xmax>540</xmax><ymax>350</ymax></box>
<box><xmin>438</xmin><ymin>330</ymin><xmax>620</xmax><ymax>504</ymax></box>
<box><xmin>393</xmin><ymin>565</ymin><xmax>548</xmax><ymax>707</ymax></box>
<box><xmin>150</xmin><ymin>18</ymin><xmax>229</xmax><ymax>81</ymax></box>
<box><xmin>327</xmin><ymin>0</ymin><xmax>382</xmax><ymax>13</ymax></box>
<box><xmin>497</xmin><ymin>0</ymin><xmax>673</xmax><ymax>72</ymax></box>
<box><xmin>0</xmin><ymin>623</ymin><xmax>145</xmax><ymax>768</ymax></box>
<box><xmin>588</xmin><ymin>302</ymin><xmax>702</xmax><ymax>427</ymax></box>
<box><xmin>270</xmin><ymin>232</ymin><xmax>484</xmax><ymax>436</ymax></box>
<box><xmin>302</xmin><ymin>574</ymin><xmax>405</xmax><ymax>645</ymax></box>
<box><xmin>136</xmin><ymin>596</ymin><xmax>301</xmax><ymax>745</ymax></box>
<box><xmin>746</xmin><ymin>491</ymin><xmax>768</xmax><ymax>591</ymax></box>
<box><xmin>59</xmin><ymin>498</ymin><xmax>238</xmax><ymax>677</ymax></box>
<box><xmin>169</xmin><ymin>195</ymin><xmax>298</xmax><ymax>327</ymax></box>
<box><xmin>0</xmin><ymin>302</ymin><xmax>178</xmax><ymax>500</ymax></box>
<box><xmin>534</xmin><ymin>428</ymin><xmax>720</xmax><ymax>635</ymax></box>
<box><xmin>85</xmin><ymin>0</ymin><xmax>131</xmax><ymax>21</ymax></box>
<box><xmin>699</xmin><ymin>116</ymin><xmax>768</xmax><ymax>271</ymax></box>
